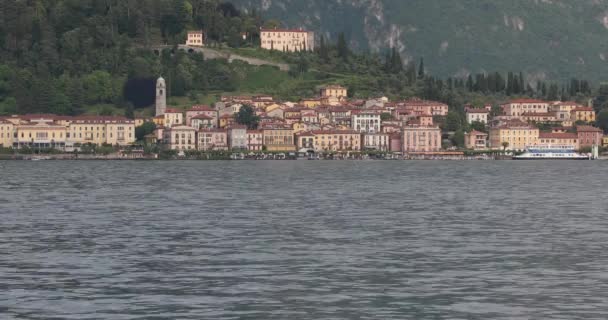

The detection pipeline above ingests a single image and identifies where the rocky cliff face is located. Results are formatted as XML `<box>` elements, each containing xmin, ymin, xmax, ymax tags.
<box><xmin>233</xmin><ymin>0</ymin><xmax>608</xmax><ymax>81</ymax></box>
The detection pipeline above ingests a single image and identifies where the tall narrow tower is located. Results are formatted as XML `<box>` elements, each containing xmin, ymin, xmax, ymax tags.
<box><xmin>155</xmin><ymin>77</ymin><xmax>166</xmax><ymax>116</ymax></box>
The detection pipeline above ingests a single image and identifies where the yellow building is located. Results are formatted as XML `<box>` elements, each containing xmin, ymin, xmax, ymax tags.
<box><xmin>16</xmin><ymin>121</ymin><xmax>68</xmax><ymax>150</ymax></box>
<box><xmin>320</xmin><ymin>85</ymin><xmax>348</xmax><ymax>99</ymax></box>
<box><xmin>297</xmin><ymin>130</ymin><xmax>361</xmax><ymax>152</ymax></box>
<box><xmin>0</xmin><ymin>119</ymin><xmax>14</xmax><ymax>148</ymax></box>
<box><xmin>262</xmin><ymin>125</ymin><xmax>295</xmax><ymax>152</ymax></box>
<box><xmin>260</xmin><ymin>28</ymin><xmax>315</xmax><ymax>52</ymax></box>
<box><xmin>571</xmin><ymin>107</ymin><xmax>596</xmax><ymax>123</ymax></box>
<box><xmin>153</xmin><ymin>115</ymin><xmax>164</xmax><ymax>127</ymax></box>
<box><xmin>489</xmin><ymin>120</ymin><xmax>539</xmax><ymax>151</ymax></box>
<box><xmin>164</xmin><ymin>108</ymin><xmax>184</xmax><ymax>128</ymax></box>
<box><xmin>602</xmin><ymin>136</ymin><xmax>608</xmax><ymax>147</ymax></box>
<box><xmin>301</xmin><ymin>98</ymin><xmax>322</xmax><ymax>108</ymax></box>
<box><xmin>1</xmin><ymin>115</ymin><xmax>135</xmax><ymax>150</ymax></box>
<box><xmin>67</xmin><ymin>116</ymin><xmax>136</xmax><ymax>146</ymax></box>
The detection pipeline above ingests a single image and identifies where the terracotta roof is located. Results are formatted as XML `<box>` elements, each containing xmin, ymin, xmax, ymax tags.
<box><xmin>520</xmin><ymin>112</ymin><xmax>555</xmax><ymax>117</ymax></box>
<box><xmin>468</xmin><ymin>130</ymin><xmax>488</xmax><ymax>136</ymax></box>
<box><xmin>227</xmin><ymin>124</ymin><xmax>247</xmax><ymax>130</ymax></box>
<box><xmin>188</xmin><ymin>105</ymin><xmax>214</xmax><ymax>112</ymax></box>
<box><xmin>247</xmin><ymin>130</ymin><xmax>263</xmax><ymax>134</ymax></box>
<box><xmin>310</xmin><ymin>130</ymin><xmax>359</xmax><ymax>135</ymax></box>
<box><xmin>572</xmin><ymin>107</ymin><xmax>594</xmax><ymax>112</ymax></box>
<box><xmin>505</xmin><ymin>99</ymin><xmax>547</xmax><ymax>104</ymax></box>
<box><xmin>539</xmin><ymin>132</ymin><xmax>577</xmax><ymax>139</ymax></box>
<box><xmin>192</xmin><ymin>114</ymin><xmax>214</xmax><ymax>120</ymax></box>
<box><xmin>576</xmin><ymin>125</ymin><xmax>602</xmax><ymax>132</ymax></box>
<box><xmin>165</xmin><ymin>108</ymin><xmax>182</xmax><ymax>113</ymax></box>
<box><xmin>466</xmin><ymin>108</ymin><xmax>489</xmax><ymax>114</ymax></box>
<box><xmin>199</xmin><ymin>128</ymin><xmax>227</xmax><ymax>133</ymax></box>
<box><xmin>260</xmin><ymin>28</ymin><xmax>311</xmax><ymax>33</ymax></box>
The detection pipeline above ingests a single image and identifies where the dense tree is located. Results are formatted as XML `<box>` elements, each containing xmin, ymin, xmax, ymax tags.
<box><xmin>135</xmin><ymin>122</ymin><xmax>157</xmax><ymax>141</ymax></box>
<box><xmin>235</xmin><ymin>104</ymin><xmax>259</xmax><ymax>129</ymax></box>
<box><xmin>337</xmin><ymin>32</ymin><xmax>349</xmax><ymax>61</ymax></box>
<box><xmin>596</xmin><ymin>109</ymin><xmax>608</xmax><ymax>133</ymax></box>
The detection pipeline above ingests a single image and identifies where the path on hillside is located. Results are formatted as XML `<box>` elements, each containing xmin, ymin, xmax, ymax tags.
<box><xmin>151</xmin><ymin>45</ymin><xmax>290</xmax><ymax>71</ymax></box>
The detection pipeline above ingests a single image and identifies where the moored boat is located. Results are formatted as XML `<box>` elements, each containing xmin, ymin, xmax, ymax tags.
<box><xmin>513</xmin><ymin>145</ymin><xmax>590</xmax><ymax>160</ymax></box>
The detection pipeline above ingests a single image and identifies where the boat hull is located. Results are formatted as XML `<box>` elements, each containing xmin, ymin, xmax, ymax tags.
<box><xmin>513</xmin><ymin>157</ymin><xmax>589</xmax><ymax>160</ymax></box>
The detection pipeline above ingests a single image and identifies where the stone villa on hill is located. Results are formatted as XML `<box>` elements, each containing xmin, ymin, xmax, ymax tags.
<box><xmin>260</xmin><ymin>28</ymin><xmax>315</xmax><ymax>52</ymax></box>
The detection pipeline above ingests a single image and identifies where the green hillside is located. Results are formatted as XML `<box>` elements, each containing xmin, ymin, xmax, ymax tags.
<box><xmin>232</xmin><ymin>0</ymin><xmax>608</xmax><ymax>82</ymax></box>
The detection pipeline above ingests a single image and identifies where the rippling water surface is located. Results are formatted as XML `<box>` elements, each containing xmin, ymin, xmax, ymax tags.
<box><xmin>1</xmin><ymin>160</ymin><xmax>608</xmax><ymax>319</ymax></box>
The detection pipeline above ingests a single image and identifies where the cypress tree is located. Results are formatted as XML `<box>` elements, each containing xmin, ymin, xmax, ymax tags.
<box><xmin>417</xmin><ymin>57</ymin><xmax>425</xmax><ymax>79</ymax></box>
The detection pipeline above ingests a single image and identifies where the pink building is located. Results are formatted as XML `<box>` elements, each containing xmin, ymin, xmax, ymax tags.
<box><xmin>389</xmin><ymin>133</ymin><xmax>402</xmax><ymax>152</ymax></box>
<box><xmin>402</xmin><ymin>126</ymin><xmax>442</xmax><ymax>152</ymax></box>
<box><xmin>198</xmin><ymin>129</ymin><xmax>228</xmax><ymax>151</ymax></box>
<box><xmin>464</xmin><ymin>130</ymin><xmax>488</xmax><ymax>150</ymax></box>
<box><xmin>576</xmin><ymin>126</ymin><xmax>603</xmax><ymax>148</ymax></box>
<box><xmin>401</xmin><ymin>98</ymin><xmax>449</xmax><ymax>116</ymax></box>
<box><xmin>247</xmin><ymin>130</ymin><xmax>263</xmax><ymax>151</ymax></box>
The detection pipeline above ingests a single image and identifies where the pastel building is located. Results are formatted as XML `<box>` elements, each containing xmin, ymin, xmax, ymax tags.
<box><xmin>198</xmin><ymin>129</ymin><xmax>228</xmax><ymax>151</ymax></box>
<box><xmin>296</xmin><ymin>130</ymin><xmax>361</xmax><ymax>152</ymax></box>
<box><xmin>320</xmin><ymin>85</ymin><xmax>348</xmax><ymax>99</ymax></box>
<box><xmin>402</xmin><ymin>126</ymin><xmax>442</xmax><ymax>153</ymax></box>
<box><xmin>464</xmin><ymin>130</ymin><xmax>488</xmax><ymax>150</ymax></box>
<box><xmin>571</xmin><ymin>107</ymin><xmax>596</xmax><ymax>123</ymax></box>
<box><xmin>401</xmin><ymin>99</ymin><xmax>449</xmax><ymax>116</ymax></box>
<box><xmin>489</xmin><ymin>120</ymin><xmax>539</xmax><ymax>150</ymax></box>
<box><xmin>186</xmin><ymin>105</ymin><xmax>217</xmax><ymax>127</ymax></box>
<box><xmin>0</xmin><ymin>119</ymin><xmax>14</xmax><ymax>147</ymax></box>
<box><xmin>576</xmin><ymin>126</ymin><xmax>603</xmax><ymax>148</ymax></box>
<box><xmin>501</xmin><ymin>99</ymin><xmax>549</xmax><ymax>117</ymax></box>
<box><xmin>362</xmin><ymin>133</ymin><xmax>390</xmax><ymax>151</ymax></box>
<box><xmin>228</xmin><ymin>125</ymin><xmax>248</xmax><ymax>150</ymax></box>
<box><xmin>260</xmin><ymin>28</ymin><xmax>315</xmax><ymax>52</ymax></box>
<box><xmin>164</xmin><ymin>109</ymin><xmax>184</xmax><ymax>128</ymax></box>
<box><xmin>538</xmin><ymin>132</ymin><xmax>579</xmax><ymax>149</ymax></box>
<box><xmin>186</xmin><ymin>30</ymin><xmax>204</xmax><ymax>46</ymax></box>
<box><xmin>351</xmin><ymin>110</ymin><xmax>381</xmax><ymax>133</ymax></box>
<box><xmin>15</xmin><ymin>121</ymin><xmax>68</xmax><ymax>150</ymax></box>
<box><xmin>164</xmin><ymin>125</ymin><xmax>196</xmax><ymax>151</ymax></box>
<box><xmin>262</xmin><ymin>125</ymin><xmax>295</xmax><ymax>152</ymax></box>
<box><xmin>466</xmin><ymin>108</ymin><xmax>489</xmax><ymax>124</ymax></box>
<box><xmin>247</xmin><ymin>130</ymin><xmax>263</xmax><ymax>151</ymax></box>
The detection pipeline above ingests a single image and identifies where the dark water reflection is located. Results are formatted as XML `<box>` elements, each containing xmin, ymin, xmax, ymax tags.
<box><xmin>1</xmin><ymin>160</ymin><xmax>607</xmax><ymax>319</ymax></box>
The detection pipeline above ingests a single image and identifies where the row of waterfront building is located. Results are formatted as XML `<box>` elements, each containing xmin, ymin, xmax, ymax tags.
<box><xmin>0</xmin><ymin>81</ymin><xmax>603</xmax><ymax>154</ymax></box>
<box><xmin>151</xmin><ymin>79</ymin><xmax>604</xmax><ymax>154</ymax></box>
<box><xmin>0</xmin><ymin>115</ymin><xmax>135</xmax><ymax>151</ymax></box>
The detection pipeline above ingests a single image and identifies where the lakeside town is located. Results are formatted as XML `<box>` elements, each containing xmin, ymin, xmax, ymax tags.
<box><xmin>0</xmin><ymin>28</ymin><xmax>606</xmax><ymax>160</ymax></box>
<box><xmin>0</xmin><ymin>78</ymin><xmax>605</xmax><ymax>160</ymax></box>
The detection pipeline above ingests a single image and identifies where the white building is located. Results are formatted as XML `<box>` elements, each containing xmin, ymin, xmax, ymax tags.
<box><xmin>260</xmin><ymin>28</ymin><xmax>315</xmax><ymax>52</ymax></box>
<box><xmin>352</xmin><ymin>111</ymin><xmax>381</xmax><ymax>133</ymax></box>
<box><xmin>228</xmin><ymin>125</ymin><xmax>248</xmax><ymax>150</ymax></box>
<box><xmin>186</xmin><ymin>30</ymin><xmax>204</xmax><ymax>46</ymax></box>
<box><xmin>466</xmin><ymin>109</ymin><xmax>489</xmax><ymax>124</ymax></box>
<box><xmin>164</xmin><ymin>125</ymin><xmax>196</xmax><ymax>151</ymax></box>
<box><xmin>362</xmin><ymin>133</ymin><xmax>390</xmax><ymax>151</ymax></box>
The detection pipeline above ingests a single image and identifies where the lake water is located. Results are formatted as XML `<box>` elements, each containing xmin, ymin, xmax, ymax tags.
<box><xmin>1</xmin><ymin>160</ymin><xmax>607</xmax><ymax>319</ymax></box>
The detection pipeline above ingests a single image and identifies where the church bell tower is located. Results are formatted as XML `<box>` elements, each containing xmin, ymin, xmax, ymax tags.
<box><xmin>155</xmin><ymin>77</ymin><xmax>166</xmax><ymax>116</ymax></box>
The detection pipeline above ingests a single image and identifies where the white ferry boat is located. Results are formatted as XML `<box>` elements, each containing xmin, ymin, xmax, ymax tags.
<box><xmin>513</xmin><ymin>145</ymin><xmax>590</xmax><ymax>160</ymax></box>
